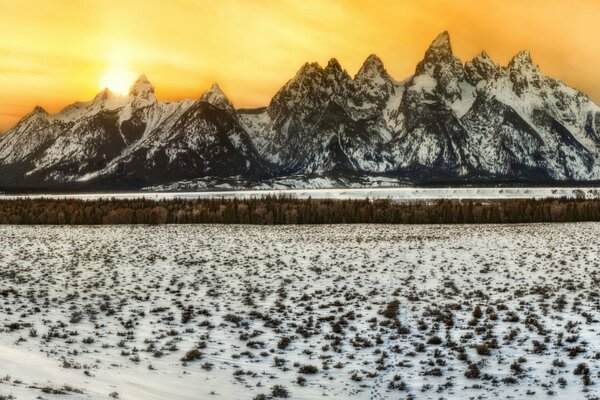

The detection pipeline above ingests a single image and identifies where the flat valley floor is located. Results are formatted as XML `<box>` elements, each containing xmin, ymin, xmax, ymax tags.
<box><xmin>0</xmin><ymin>224</ymin><xmax>599</xmax><ymax>399</ymax></box>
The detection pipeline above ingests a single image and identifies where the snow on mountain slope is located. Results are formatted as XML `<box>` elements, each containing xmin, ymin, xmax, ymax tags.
<box><xmin>238</xmin><ymin>108</ymin><xmax>271</xmax><ymax>151</ymax></box>
<box><xmin>0</xmin><ymin>76</ymin><xmax>201</xmax><ymax>184</ymax></box>
<box><xmin>465</xmin><ymin>50</ymin><xmax>600</xmax><ymax>179</ymax></box>
<box><xmin>386</xmin><ymin>31</ymin><xmax>600</xmax><ymax>180</ymax></box>
<box><xmin>387</xmin><ymin>31</ymin><xmax>474</xmax><ymax>176</ymax></box>
<box><xmin>241</xmin><ymin>56</ymin><xmax>401</xmax><ymax>175</ymax></box>
<box><xmin>200</xmin><ymin>83</ymin><xmax>236</xmax><ymax>114</ymax></box>
<box><xmin>3</xmin><ymin>31</ymin><xmax>600</xmax><ymax>188</ymax></box>
<box><xmin>0</xmin><ymin>106</ymin><xmax>60</xmax><ymax>164</ymax></box>
<box><xmin>350</xmin><ymin>55</ymin><xmax>398</xmax><ymax>116</ymax></box>
<box><xmin>464</xmin><ymin>51</ymin><xmax>500</xmax><ymax>86</ymax></box>
<box><xmin>78</xmin><ymin>85</ymin><xmax>266</xmax><ymax>185</ymax></box>
<box><xmin>488</xmin><ymin>51</ymin><xmax>600</xmax><ymax>152</ymax></box>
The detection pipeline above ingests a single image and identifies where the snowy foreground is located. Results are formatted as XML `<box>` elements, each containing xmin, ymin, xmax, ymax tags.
<box><xmin>0</xmin><ymin>224</ymin><xmax>599</xmax><ymax>400</ymax></box>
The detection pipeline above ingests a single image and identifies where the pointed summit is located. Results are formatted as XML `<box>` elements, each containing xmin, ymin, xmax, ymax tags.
<box><xmin>422</xmin><ymin>31</ymin><xmax>454</xmax><ymax>61</ymax></box>
<box><xmin>6</xmin><ymin>105</ymin><xmax>51</xmax><ymax>136</ymax></box>
<box><xmin>465</xmin><ymin>51</ymin><xmax>500</xmax><ymax>85</ymax></box>
<box><xmin>475</xmin><ymin>51</ymin><xmax>492</xmax><ymax>61</ymax></box>
<box><xmin>355</xmin><ymin>54</ymin><xmax>393</xmax><ymax>94</ymax></box>
<box><xmin>129</xmin><ymin>74</ymin><xmax>155</xmax><ymax>96</ymax></box>
<box><xmin>32</xmin><ymin>105</ymin><xmax>48</xmax><ymax>115</ymax></box>
<box><xmin>468</xmin><ymin>51</ymin><xmax>496</xmax><ymax>71</ymax></box>
<box><xmin>296</xmin><ymin>62</ymin><xmax>323</xmax><ymax>77</ymax></box>
<box><xmin>507</xmin><ymin>51</ymin><xmax>542</xmax><ymax>95</ymax></box>
<box><xmin>352</xmin><ymin>54</ymin><xmax>395</xmax><ymax>113</ymax></box>
<box><xmin>411</xmin><ymin>31</ymin><xmax>465</xmax><ymax>102</ymax></box>
<box><xmin>94</xmin><ymin>87</ymin><xmax>128</xmax><ymax>106</ymax></box>
<box><xmin>52</xmin><ymin>86</ymin><xmax>133</xmax><ymax>122</ymax></box>
<box><xmin>362</xmin><ymin>54</ymin><xmax>385</xmax><ymax>69</ymax></box>
<box><xmin>325</xmin><ymin>58</ymin><xmax>342</xmax><ymax>72</ymax></box>
<box><xmin>200</xmin><ymin>83</ymin><xmax>235</xmax><ymax>113</ymax></box>
<box><xmin>324</xmin><ymin>58</ymin><xmax>351</xmax><ymax>84</ymax></box>
<box><xmin>137</xmin><ymin>74</ymin><xmax>150</xmax><ymax>82</ymax></box>
<box><xmin>429</xmin><ymin>31</ymin><xmax>452</xmax><ymax>52</ymax></box>
<box><xmin>509</xmin><ymin>50</ymin><xmax>533</xmax><ymax>69</ymax></box>
<box><xmin>93</xmin><ymin>88</ymin><xmax>116</xmax><ymax>103</ymax></box>
<box><xmin>356</xmin><ymin>54</ymin><xmax>388</xmax><ymax>80</ymax></box>
<box><xmin>415</xmin><ymin>31</ymin><xmax>462</xmax><ymax>77</ymax></box>
<box><xmin>129</xmin><ymin>74</ymin><xmax>157</xmax><ymax>107</ymax></box>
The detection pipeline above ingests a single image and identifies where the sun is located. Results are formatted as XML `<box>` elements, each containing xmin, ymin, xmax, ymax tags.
<box><xmin>99</xmin><ymin>67</ymin><xmax>137</xmax><ymax>96</ymax></box>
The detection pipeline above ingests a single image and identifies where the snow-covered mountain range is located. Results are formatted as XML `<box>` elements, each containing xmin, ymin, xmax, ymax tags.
<box><xmin>3</xmin><ymin>31</ymin><xmax>600</xmax><ymax>190</ymax></box>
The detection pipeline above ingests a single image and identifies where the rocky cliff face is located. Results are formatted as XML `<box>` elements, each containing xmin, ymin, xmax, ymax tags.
<box><xmin>2</xmin><ymin>31</ymin><xmax>600</xmax><ymax>189</ymax></box>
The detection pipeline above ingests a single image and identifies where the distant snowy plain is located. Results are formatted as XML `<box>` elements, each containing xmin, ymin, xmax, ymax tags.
<box><xmin>1</xmin><ymin>186</ymin><xmax>600</xmax><ymax>201</ymax></box>
<box><xmin>0</xmin><ymin>224</ymin><xmax>599</xmax><ymax>399</ymax></box>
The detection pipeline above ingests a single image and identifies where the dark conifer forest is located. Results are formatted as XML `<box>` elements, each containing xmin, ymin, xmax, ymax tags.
<box><xmin>0</xmin><ymin>197</ymin><xmax>599</xmax><ymax>224</ymax></box>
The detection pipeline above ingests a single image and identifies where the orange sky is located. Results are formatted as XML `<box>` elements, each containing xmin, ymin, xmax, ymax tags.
<box><xmin>1</xmin><ymin>0</ymin><xmax>600</xmax><ymax>131</ymax></box>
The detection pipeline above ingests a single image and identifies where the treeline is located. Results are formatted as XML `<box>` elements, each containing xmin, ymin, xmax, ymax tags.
<box><xmin>0</xmin><ymin>196</ymin><xmax>599</xmax><ymax>224</ymax></box>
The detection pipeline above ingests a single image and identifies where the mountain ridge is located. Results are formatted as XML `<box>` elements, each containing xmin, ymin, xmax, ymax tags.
<box><xmin>3</xmin><ymin>31</ymin><xmax>600</xmax><ymax>190</ymax></box>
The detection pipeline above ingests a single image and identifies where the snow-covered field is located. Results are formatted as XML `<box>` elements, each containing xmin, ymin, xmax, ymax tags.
<box><xmin>2</xmin><ymin>186</ymin><xmax>600</xmax><ymax>201</ymax></box>
<box><xmin>1</xmin><ymin>224</ymin><xmax>599</xmax><ymax>400</ymax></box>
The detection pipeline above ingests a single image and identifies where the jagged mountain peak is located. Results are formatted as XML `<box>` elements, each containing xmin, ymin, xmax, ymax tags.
<box><xmin>351</xmin><ymin>54</ymin><xmax>395</xmax><ymax>112</ymax></box>
<box><xmin>429</xmin><ymin>31</ymin><xmax>452</xmax><ymax>51</ymax></box>
<box><xmin>296</xmin><ymin>62</ymin><xmax>323</xmax><ymax>77</ymax></box>
<box><xmin>474</xmin><ymin>51</ymin><xmax>493</xmax><ymax>62</ymax></box>
<box><xmin>415</xmin><ymin>31</ymin><xmax>462</xmax><ymax>76</ymax></box>
<box><xmin>268</xmin><ymin>59</ymin><xmax>352</xmax><ymax>116</ymax></box>
<box><xmin>130</xmin><ymin>74</ymin><xmax>153</xmax><ymax>93</ymax></box>
<box><xmin>420</xmin><ymin>31</ymin><xmax>456</xmax><ymax>63</ymax></box>
<box><xmin>292</xmin><ymin>59</ymin><xmax>350</xmax><ymax>81</ymax></box>
<box><xmin>200</xmin><ymin>83</ymin><xmax>235</xmax><ymax>112</ymax></box>
<box><xmin>506</xmin><ymin>50</ymin><xmax>543</xmax><ymax>96</ymax></box>
<box><xmin>49</xmin><ymin>88</ymin><xmax>131</xmax><ymax>124</ymax></box>
<box><xmin>420</xmin><ymin>30</ymin><xmax>455</xmax><ymax>65</ymax></box>
<box><xmin>88</xmin><ymin>88</ymin><xmax>123</xmax><ymax>111</ymax></box>
<box><xmin>128</xmin><ymin>74</ymin><xmax>157</xmax><ymax>107</ymax></box>
<box><xmin>5</xmin><ymin>31</ymin><xmax>600</xmax><ymax>188</ymax></box>
<box><xmin>324</xmin><ymin>58</ymin><xmax>349</xmax><ymax>77</ymax></box>
<box><xmin>465</xmin><ymin>51</ymin><xmax>501</xmax><ymax>85</ymax></box>
<box><xmin>411</xmin><ymin>31</ymin><xmax>465</xmax><ymax>103</ymax></box>
<box><xmin>1</xmin><ymin>105</ymin><xmax>52</xmax><ymax>161</ymax></box>
<box><xmin>325</xmin><ymin>58</ymin><xmax>342</xmax><ymax>71</ymax></box>
<box><xmin>355</xmin><ymin>54</ymin><xmax>388</xmax><ymax>80</ymax></box>
<box><xmin>93</xmin><ymin>88</ymin><xmax>120</xmax><ymax>103</ymax></box>
<box><xmin>8</xmin><ymin>105</ymin><xmax>51</xmax><ymax>132</ymax></box>
<box><xmin>9</xmin><ymin>105</ymin><xmax>51</xmax><ymax>129</ymax></box>
<box><xmin>363</xmin><ymin>54</ymin><xmax>384</xmax><ymax>68</ymax></box>
<box><xmin>509</xmin><ymin>50</ymin><xmax>533</xmax><ymax>68</ymax></box>
<box><xmin>324</xmin><ymin>58</ymin><xmax>351</xmax><ymax>84</ymax></box>
<box><xmin>31</xmin><ymin>105</ymin><xmax>49</xmax><ymax>116</ymax></box>
<box><xmin>205</xmin><ymin>82</ymin><xmax>224</xmax><ymax>94</ymax></box>
<box><xmin>469</xmin><ymin>51</ymin><xmax>498</xmax><ymax>72</ymax></box>
<box><xmin>136</xmin><ymin>73</ymin><xmax>150</xmax><ymax>82</ymax></box>
<box><xmin>507</xmin><ymin>51</ymin><xmax>541</xmax><ymax>76</ymax></box>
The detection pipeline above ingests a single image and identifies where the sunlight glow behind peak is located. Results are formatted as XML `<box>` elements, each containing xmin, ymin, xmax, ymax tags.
<box><xmin>99</xmin><ymin>67</ymin><xmax>137</xmax><ymax>96</ymax></box>
<box><xmin>2</xmin><ymin>0</ymin><xmax>600</xmax><ymax>131</ymax></box>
